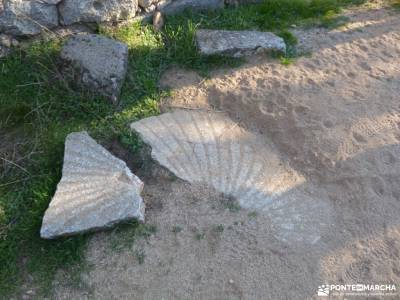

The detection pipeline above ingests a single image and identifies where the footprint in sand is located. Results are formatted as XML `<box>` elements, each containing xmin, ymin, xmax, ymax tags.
<box><xmin>323</xmin><ymin>120</ymin><xmax>334</xmax><ymax>128</ymax></box>
<box><xmin>358</xmin><ymin>61</ymin><xmax>372</xmax><ymax>71</ymax></box>
<box><xmin>294</xmin><ymin>105</ymin><xmax>310</xmax><ymax>116</ymax></box>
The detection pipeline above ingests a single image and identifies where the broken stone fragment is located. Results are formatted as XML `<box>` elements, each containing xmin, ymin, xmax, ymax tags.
<box><xmin>131</xmin><ymin>110</ymin><xmax>305</xmax><ymax>209</ymax></box>
<box><xmin>196</xmin><ymin>29</ymin><xmax>286</xmax><ymax>57</ymax></box>
<box><xmin>40</xmin><ymin>131</ymin><xmax>145</xmax><ymax>239</ymax></box>
<box><xmin>130</xmin><ymin>110</ymin><xmax>332</xmax><ymax>244</ymax></box>
<box><xmin>59</xmin><ymin>0</ymin><xmax>138</xmax><ymax>26</ymax></box>
<box><xmin>60</xmin><ymin>34</ymin><xmax>128</xmax><ymax>103</ymax></box>
<box><xmin>0</xmin><ymin>0</ymin><xmax>60</xmax><ymax>36</ymax></box>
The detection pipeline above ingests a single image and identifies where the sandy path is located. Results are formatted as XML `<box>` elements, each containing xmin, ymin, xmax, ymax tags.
<box><xmin>54</xmin><ymin>4</ymin><xmax>400</xmax><ymax>299</ymax></box>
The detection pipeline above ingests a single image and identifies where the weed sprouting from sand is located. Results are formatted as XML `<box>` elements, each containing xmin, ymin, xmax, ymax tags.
<box><xmin>213</xmin><ymin>224</ymin><xmax>225</xmax><ymax>233</ymax></box>
<box><xmin>135</xmin><ymin>249</ymin><xmax>146</xmax><ymax>264</ymax></box>
<box><xmin>194</xmin><ymin>228</ymin><xmax>206</xmax><ymax>240</ymax></box>
<box><xmin>220</xmin><ymin>194</ymin><xmax>241</xmax><ymax>212</ymax></box>
<box><xmin>248</xmin><ymin>211</ymin><xmax>258</xmax><ymax>218</ymax></box>
<box><xmin>110</xmin><ymin>221</ymin><xmax>157</xmax><ymax>251</ymax></box>
<box><xmin>195</xmin><ymin>232</ymin><xmax>206</xmax><ymax>240</ymax></box>
<box><xmin>172</xmin><ymin>225</ymin><xmax>183</xmax><ymax>233</ymax></box>
<box><xmin>277</xmin><ymin>30</ymin><xmax>298</xmax><ymax>64</ymax></box>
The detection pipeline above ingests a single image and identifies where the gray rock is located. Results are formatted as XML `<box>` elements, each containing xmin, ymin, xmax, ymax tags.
<box><xmin>160</xmin><ymin>0</ymin><xmax>224</xmax><ymax>15</ymax></box>
<box><xmin>0</xmin><ymin>34</ymin><xmax>18</xmax><ymax>57</ymax></box>
<box><xmin>138</xmin><ymin>0</ymin><xmax>155</xmax><ymax>8</ymax></box>
<box><xmin>0</xmin><ymin>0</ymin><xmax>60</xmax><ymax>36</ymax></box>
<box><xmin>59</xmin><ymin>0</ymin><xmax>138</xmax><ymax>26</ymax></box>
<box><xmin>196</xmin><ymin>29</ymin><xmax>286</xmax><ymax>57</ymax></box>
<box><xmin>0</xmin><ymin>33</ymin><xmax>12</xmax><ymax>47</ymax></box>
<box><xmin>60</xmin><ymin>34</ymin><xmax>128</xmax><ymax>102</ymax></box>
<box><xmin>0</xmin><ymin>44</ymin><xmax>10</xmax><ymax>58</ymax></box>
<box><xmin>40</xmin><ymin>131</ymin><xmax>145</xmax><ymax>239</ymax></box>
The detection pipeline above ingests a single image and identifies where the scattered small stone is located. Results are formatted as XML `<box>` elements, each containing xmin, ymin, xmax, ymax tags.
<box><xmin>60</xmin><ymin>34</ymin><xmax>128</xmax><ymax>103</ymax></box>
<box><xmin>40</xmin><ymin>131</ymin><xmax>145</xmax><ymax>239</ymax></box>
<box><xmin>0</xmin><ymin>44</ymin><xmax>10</xmax><ymax>58</ymax></box>
<box><xmin>196</xmin><ymin>29</ymin><xmax>286</xmax><ymax>57</ymax></box>
<box><xmin>229</xmin><ymin>279</ymin><xmax>234</xmax><ymax>284</ymax></box>
<box><xmin>0</xmin><ymin>34</ymin><xmax>12</xmax><ymax>47</ymax></box>
<box><xmin>152</xmin><ymin>10</ymin><xmax>164</xmax><ymax>31</ymax></box>
<box><xmin>25</xmin><ymin>290</ymin><xmax>35</xmax><ymax>296</ymax></box>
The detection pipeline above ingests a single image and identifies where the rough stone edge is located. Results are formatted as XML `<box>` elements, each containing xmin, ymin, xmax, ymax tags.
<box><xmin>40</xmin><ymin>131</ymin><xmax>146</xmax><ymax>239</ymax></box>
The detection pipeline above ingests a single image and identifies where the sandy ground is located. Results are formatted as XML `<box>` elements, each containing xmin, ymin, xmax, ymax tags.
<box><xmin>53</xmin><ymin>3</ymin><xmax>400</xmax><ymax>300</ymax></box>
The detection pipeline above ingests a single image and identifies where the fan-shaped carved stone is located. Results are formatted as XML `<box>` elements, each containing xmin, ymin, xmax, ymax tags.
<box><xmin>131</xmin><ymin>110</ymin><xmax>333</xmax><ymax>244</ymax></box>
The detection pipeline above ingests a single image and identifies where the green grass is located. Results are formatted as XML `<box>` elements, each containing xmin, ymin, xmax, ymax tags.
<box><xmin>248</xmin><ymin>211</ymin><xmax>258</xmax><ymax>218</ymax></box>
<box><xmin>0</xmin><ymin>0</ymin><xmax>367</xmax><ymax>297</ymax></box>
<box><xmin>135</xmin><ymin>249</ymin><xmax>146</xmax><ymax>264</ymax></box>
<box><xmin>164</xmin><ymin>0</ymin><xmax>364</xmax><ymax>62</ymax></box>
<box><xmin>195</xmin><ymin>232</ymin><xmax>205</xmax><ymax>240</ymax></box>
<box><xmin>213</xmin><ymin>224</ymin><xmax>225</xmax><ymax>233</ymax></box>
<box><xmin>390</xmin><ymin>0</ymin><xmax>400</xmax><ymax>10</ymax></box>
<box><xmin>167</xmin><ymin>0</ymin><xmax>364</xmax><ymax>32</ymax></box>
<box><xmin>109</xmin><ymin>221</ymin><xmax>157</xmax><ymax>251</ymax></box>
<box><xmin>220</xmin><ymin>194</ymin><xmax>241</xmax><ymax>212</ymax></box>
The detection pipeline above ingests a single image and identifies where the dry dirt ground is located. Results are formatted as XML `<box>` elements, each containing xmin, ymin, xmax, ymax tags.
<box><xmin>53</xmin><ymin>3</ymin><xmax>400</xmax><ymax>299</ymax></box>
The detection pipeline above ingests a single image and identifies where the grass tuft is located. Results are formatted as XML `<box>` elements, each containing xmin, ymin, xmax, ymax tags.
<box><xmin>390</xmin><ymin>0</ymin><xmax>400</xmax><ymax>10</ymax></box>
<box><xmin>172</xmin><ymin>225</ymin><xmax>183</xmax><ymax>233</ymax></box>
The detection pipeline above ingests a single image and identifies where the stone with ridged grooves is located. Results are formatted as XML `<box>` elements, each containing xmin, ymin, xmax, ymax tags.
<box><xmin>40</xmin><ymin>131</ymin><xmax>145</xmax><ymax>239</ymax></box>
<box><xmin>131</xmin><ymin>110</ymin><xmax>333</xmax><ymax>244</ymax></box>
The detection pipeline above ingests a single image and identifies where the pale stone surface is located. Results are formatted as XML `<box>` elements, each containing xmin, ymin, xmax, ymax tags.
<box><xmin>0</xmin><ymin>0</ymin><xmax>60</xmax><ymax>36</ymax></box>
<box><xmin>138</xmin><ymin>0</ymin><xmax>156</xmax><ymax>8</ymax></box>
<box><xmin>60</xmin><ymin>34</ymin><xmax>128</xmax><ymax>102</ymax></box>
<box><xmin>131</xmin><ymin>110</ymin><xmax>332</xmax><ymax>244</ymax></box>
<box><xmin>161</xmin><ymin>0</ymin><xmax>223</xmax><ymax>15</ymax></box>
<box><xmin>152</xmin><ymin>10</ymin><xmax>164</xmax><ymax>31</ymax></box>
<box><xmin>40</xmin><ymin>131</ymin><xmax>145</xmax><ymax>239</ymax></box>
<box><xmin>59</xmin><ymin>0</ymin><xmax>138</xmax><ymax>25</ymax></box>
<box><xmin>196</xmin><ymin>29</ymin><xmax>286</xmax><ymax>57</ymax></box>
<box><xmin>0</xmin><ymin>44</ymin><xmax>10</xmax><ymax>58</ymax></box>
